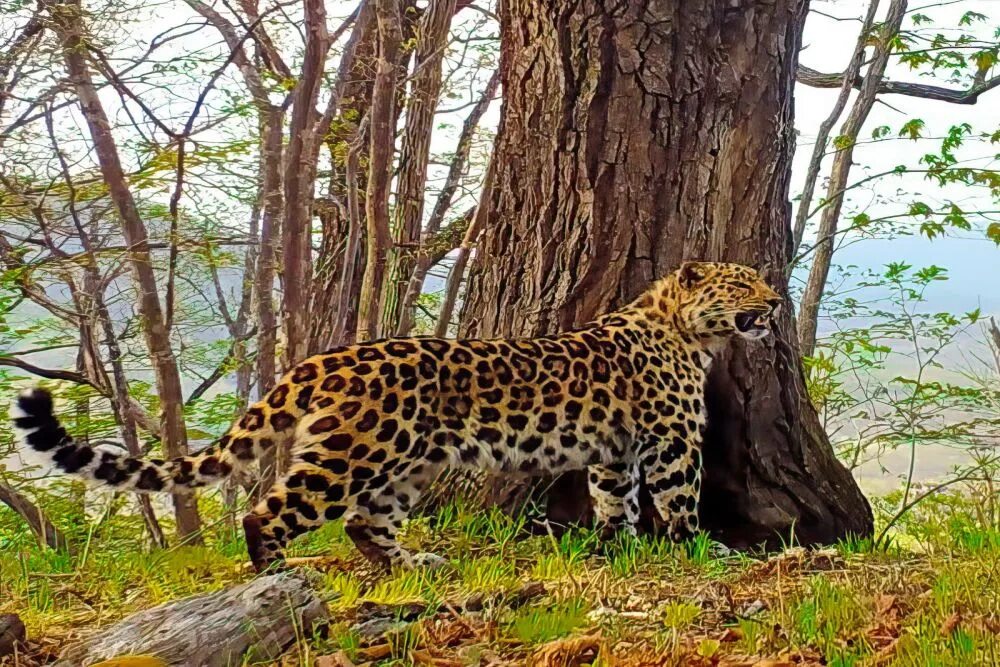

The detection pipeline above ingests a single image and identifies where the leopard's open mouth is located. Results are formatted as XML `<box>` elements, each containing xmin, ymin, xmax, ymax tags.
<box><xmin>735</xmin><ymin>310</ymin><xmax>770</xmax><ymax>334</ymax></box>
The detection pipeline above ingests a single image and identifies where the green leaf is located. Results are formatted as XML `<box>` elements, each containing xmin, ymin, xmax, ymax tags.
<box><xmin>920</xmin><ymin>221</ymin><xmax>945</xmax><ymax>239</ymax></box>
<box><xmin>987</xmin><ymin>222</ymin><xmax>1000</xmax><ymax>245</ymax></box>
<box><xmin>915</xmin><ymin>265</ymin><xmax>948</xmax><ymax>283</ymax></box>
<box><xmin>885</xmin><ymin>262</ymin><xmax>911</xmax><ymax>280</ymax></box>
<box><xmin>974</xmin><ymin>50</ymin><xmax>998</xmax><ymax>73</ymax></box>
<box><xmin>899</xmin><ymin>119</ymin><xmax>925</xmax><ymax>140</ymax></box>
<box><xmin>959</xmin><ymin>11</ymin><xmax>987</xmax><ymax>26</ymax></box>
<box><xmin>942</xmin><ymin>202</ymin><xmax>970</xmax><ymax>230</ymax></box>
<box><xmin>833</xmin><ymin>134</ymin><xmax>855</xmax><ymax>150</ymax></box>
<box><xmin>872</xmin><ymin>125</ymin><xmax>891</xmax><ymax>139</ymax></box>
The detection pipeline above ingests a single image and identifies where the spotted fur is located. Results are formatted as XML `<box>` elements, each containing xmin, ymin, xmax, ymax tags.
<box><xmin>13</xmin><ymin>262</ymin><xmax>781</xmax><ymax>572</ymax></box>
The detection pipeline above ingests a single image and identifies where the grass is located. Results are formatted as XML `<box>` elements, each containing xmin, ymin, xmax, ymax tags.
<box><xmin>508</xmin><ymin>596</ymin><xmax>590</xmax><ymax>645</ymax></box>
<box><xmin>2</xmin><ymin>483</ymin><xmax>1000</xmax><ymax>666</ymax></box>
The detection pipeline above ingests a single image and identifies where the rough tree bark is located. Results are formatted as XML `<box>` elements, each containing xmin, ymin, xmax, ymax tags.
<box><xmin>309</xmin><ymin>1</ymin><xmax>422</xmax><ymax>351</ymax></box>
<box><xmin>49</xmin><ymin>0</ymin><xmax>202</xmax><ymax>540</ymax></box>
<box><xmin>255</xmin><ymin>114</ymin><xmax>282</xmax><ymax>386</ymax></box>
<box><xmin>310</xmin><ymin>0</ymin><xmax>410</xmax><ymax>351</ymax></box>
<box><xmin>356</xmin><ymin>0</ymin><xmax>402</xmax><ymax>341</ymax></box>
<box><xmin>253</xmin><ymin>110</ymin><xmax>285</xmax><ymax>489</ymax></box>
<box><xmin>459</xmin><ymin>0</ymin><xmax>873</xmax><ymax>548</ymax></box>
<box><xmin>281</xmin><ymin>0</ymin><xmax>329</xmax><ymax>367</ymax></box>
<box><xmin>380</xmin><ymin>0</ymin><xmax>458</xmax><ymax>335</ymax></box>
<box><xmin>310</xmin><ymin>3</ymin><xmax>376</xmax><ymax>353</ymax></box>
<box><xmin>54</xmin><ymin>571</ymin><xmax>328</xmax><ymax>667</ymax></box>
<box><xmin>397</xmin><ymin>68</ymin><xmax>500</xmax><ymax>336</ymax></box>
<box><xmin>326</xmin><ymin>124</ymin><xmax>368</xmax><ymax>347</ymax></box>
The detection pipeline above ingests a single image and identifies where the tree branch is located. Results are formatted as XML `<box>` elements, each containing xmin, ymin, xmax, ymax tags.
<box><xmin>394</xmin><ymin>68</ymin><xmax>498</xmax><ymax>336</ymax></box>
<box><xmin>435</xmin><ymin>156</ymin><xmax>494</xmax><ymax>337</ymax></box>
<box><xmin>0</xmin><ymin>355</ymin><xmax>100</xmax><ymax>388</ymax></box>
<box><xmin>426</xmin><ymin>206</ymin><xmax>474</xmax><ymax>267</ymax></box>
<box><xmin>381</xmin><ymin>0</ymin><xmax>459</xmax><ymax>334</ymax></box>
<box><xmin>797</xmin><ymin>64</ymin><xmax>1000</xmax><ymax>105</ymax></box>
<box><xmin>356</xmin><ymin>0</ymin><xmax>401</xmax><ymax>342</ymax></box>
<box><xmin>49</xmin><ymin>0</ymin><xmax>202</xmax><ymax>540</ymax></box>
<box><xmin>0</xmin><ymin>9</ymin><xmax>44</xmax><ymax>124</ymax></box>
<box><xmin>281</xmin><ymin>0</ymin><xmax>330</xmax><ymax>364</ymax></box>
<box><xmin>186</xmin><ymin>327</ymin><xmax>258</xmax><ymax>404</ymax></box>
<box><xmin>797</xmin><ymin>0</ymin><xmax>908</xmax><ymax>358</ymax></box>
<box><xmin>791</xmin><ymin>0</ymin><xmax>881</xmax><ymax>255</ymax></box>
<box><xmin>0</xmin><ymin>479</ymin><xmax>72</xmax><ymax>553</ymax></box>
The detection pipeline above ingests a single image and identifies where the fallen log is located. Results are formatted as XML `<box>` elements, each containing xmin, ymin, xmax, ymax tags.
<box><xmin>55</xmin><ymin>571</ymin><xmax>329</xmax><ymax>667</ymax></box>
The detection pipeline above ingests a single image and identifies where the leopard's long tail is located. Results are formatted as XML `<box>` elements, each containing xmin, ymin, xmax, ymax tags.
<box><xmin>12</xmin><ymin>385</ymin><xmax>301</xmax><ymax>493</ymax></box>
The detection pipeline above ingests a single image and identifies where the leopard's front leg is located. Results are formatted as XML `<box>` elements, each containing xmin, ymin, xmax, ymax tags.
<box><xmin>588</xmin><ymin>460</ymin><xmax>641</xmax><ymax>539</ymax></box>
<box><xmin>639</xmin><ymin>425</ymin><xmax>703</xmax><ymax>542</ymax></box>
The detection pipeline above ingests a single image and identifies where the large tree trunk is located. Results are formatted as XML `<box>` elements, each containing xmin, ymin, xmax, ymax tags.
<box><xmin>280</xmin><ymin>0</ymin><xmax>329</xmax><ymax>368</ymax></box>
<box><xmin>459</xmin><ymin>0</ymin><xmax>873</xmax><ymax>548</ymax></box>
<box><xmin>380</xmin><ymin>0</ymin><xmax>457</xmax><ymax>335</ymax></box>
<box><xmin>356</xmin><ymin>0</ymin><xmax>402</xmax><ymax>342</ymax></box>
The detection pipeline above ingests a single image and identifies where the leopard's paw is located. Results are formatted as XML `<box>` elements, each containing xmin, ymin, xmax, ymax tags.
<box><xmin>411</xmin><ymin>552</ymin><xmax>449</xmax><ymax>570</ymax></box>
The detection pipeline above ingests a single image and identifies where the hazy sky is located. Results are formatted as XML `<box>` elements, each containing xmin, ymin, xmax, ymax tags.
<box><xmin>793</xmin><ymin>0</ymin><xmax>1000</xmax><ymax>320</ymax></box>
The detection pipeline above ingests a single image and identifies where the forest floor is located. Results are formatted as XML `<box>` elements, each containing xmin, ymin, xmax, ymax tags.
<box><xmin>2</xmin><ymin>488</ymin><xmax>999</xmax><ymax>667</ymax></box>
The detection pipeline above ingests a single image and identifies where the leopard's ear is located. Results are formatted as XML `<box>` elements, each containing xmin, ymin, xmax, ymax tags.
<box><xmin>677</xmin><ymin>261</ymin><xmax>709</xmax><ymax>289</ymax></box>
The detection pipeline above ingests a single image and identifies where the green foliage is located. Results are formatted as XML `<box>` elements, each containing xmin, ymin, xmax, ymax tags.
<box><xmin>987</xmin><ymin>222</ymin><xmax>1000</xmax><ymax>245</ymax></box>
<box><xmin>661</xmin><ymin>601</ymin><xmax>700</xmax><ymax>630</ymax></box>
<box><xmin>805</xmin><ymin>263</ymin><xmax>1000</xmax><ymax>485</ymax></box>
<box><xmin>508</xmin><ymin>597</ymin><xmax>589</xmax><ymax>645</ymax></box>
<box><xmin>899</xmin><ymin>119</ymin><xmax>926</xmax><ymax>140</ymax></box>
<box><xmin>788</xmin><ymin>577</ymin><xmax>871</xmax><ymax>664</ymax></box>
<box><xmin>871</xmin><ymin>125</ymin><xmax>891</xmax><ymax>139</ymax></box>
<box><xmin>833</xmin><ymin>134</ymin><xmax>856</xmax><ymax>150</ymax></box>
<box><xmin>0</xmin><ymin>1</ymin><xmax>996</xmax><ymax>663</ymax></box>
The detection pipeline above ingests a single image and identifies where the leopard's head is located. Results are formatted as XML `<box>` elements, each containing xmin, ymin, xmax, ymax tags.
<box><xmin>668</xmin><ymin>261</ymin><xmax>782</xmax><ymax>341</ymax></box>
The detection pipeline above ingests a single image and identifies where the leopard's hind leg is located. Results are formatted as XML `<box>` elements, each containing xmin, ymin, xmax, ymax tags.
<box><xmin>243</xmin><ymin>463</ymin><xmax>348</xmax><ymax>572</ymax></box>
<box><xmin>343</xmin><ymin>461</ymin><xmax>441</xmax><ymax>571</ymax></box>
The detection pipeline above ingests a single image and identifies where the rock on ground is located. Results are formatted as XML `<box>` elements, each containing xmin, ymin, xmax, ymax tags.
<box><xmin>55</xmin><ymin>571</ymin><xmax>329</xmax><ymax>667</ymax></box>
<box><xmin>0</xmin><ymin>613</ymin><xmax>27</xmax><ymax>657</ymax></box>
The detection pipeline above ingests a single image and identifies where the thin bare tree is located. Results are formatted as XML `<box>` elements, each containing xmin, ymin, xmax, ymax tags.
<box><xmin>47</xmin><ymin>0</ymin><xmax>203</xmax><ymax>540</ymax></box>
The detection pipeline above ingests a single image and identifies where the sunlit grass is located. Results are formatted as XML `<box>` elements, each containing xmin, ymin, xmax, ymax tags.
<box><xmin>507</xmin><ymin>596</ymin><xmax>590</xmax><ymax>645</ymax></box>
<box><xmin>3</xmin><ymin>485</ymin><xmax>1000</xmax><ymax>664</ymax></box>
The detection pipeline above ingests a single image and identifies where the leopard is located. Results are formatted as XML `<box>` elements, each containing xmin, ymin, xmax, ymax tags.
<box><xmin>13</xmin><ymin>261</ymin><xmax>781</xmax><ymax>573</ymax></box>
